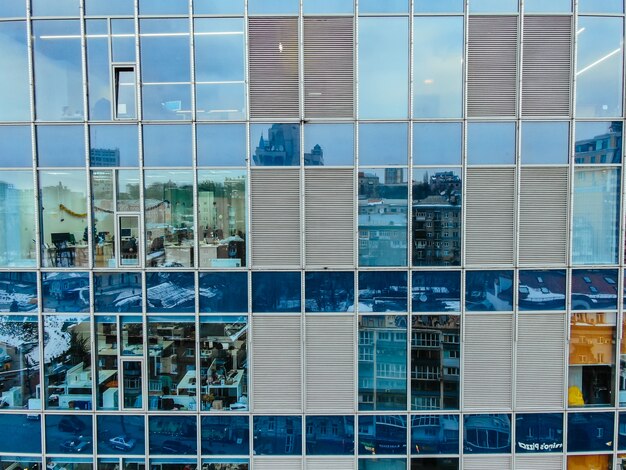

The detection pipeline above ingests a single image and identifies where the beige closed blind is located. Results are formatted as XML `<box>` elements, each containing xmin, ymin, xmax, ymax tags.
<box><xmin>516</xmin><ymin>454</ymin><xmax>564</xmax><ymax>470</ymax></box>
<box><xmin>305</xmin><ymin>316</ymin><xmax>355</xmax><ymax>412</ymax></box>
<box><xmin>468</xmin><ymin>16</ymin><xmax>518</xmax><ymax>117</ymax></box>
<box><xmin>464</xmin><ymin>456</ymin><xmax>512</xmax><ymax>470</ymax></box>
<box><xmin>463</xmin><ymin>314</ymin><xmax>513</xmax><ymax>410</ymax></box>
<box><xmin>519</xmin><ymin>167</ymin><xmax>568</xmax><ymax>265</ymax></box>
<box><xmin>522</xmin><ymin>16</ymin><xmax>572</xmax><ymax>117</ymax></box>
<box><xmin>251</xmin><ymin>168</ymin><xmax>301</xmax><ymax>268</ymax></box>
<box><xmin>305</xmin><ymin>168</ymin><xmax>354</xmax><ymax>268</ymax></box>
<box><xmin>304</xmin><ymin>17</ymin><xmax>354</xmax><ymax>118</ymax></box>
<box><xmin>516</xmin><ymin>313</ymin><xmax>566</xmax><ymax>410</ymax></box>
<box><xmin>465</xmin><ymin>168</ymin><xmax>515</xmax><ymax>266</ymax></box>
<box><xmin>254</xmin><ymin>458</ymin><xmax>303</xmax><ymax>470</ymax></box>
<box><xmin>252</xmin><ymin>316</ymin><xmax>302</xmax><ymax>412</ymax></box>
<box><xmin>248</xmin><ymin>17</ymin><xmax>299</xmax><ymax>119</ymax></box>
<box><xmin>306</xmin><ymin>458</ymin><xmax>355</xmax><ymax>470</ymax></box>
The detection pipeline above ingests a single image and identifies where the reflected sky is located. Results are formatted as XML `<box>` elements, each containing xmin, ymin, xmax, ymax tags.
<box><xmin>90</xmin><ymin>125</ymin><xmax>139</xmax><ymax>167</ymax></box>
<box><xmin>37</xmin><ymin>126</ymin><xmax>85</xmax><ymax>167</ymax></box>
<box><xmin>85</xmin><ymin>0</ymin><xmax>134</xmax><ymax>15</ymax></box>
<box><xmin>0</xmin><ymin>126</ymin><xmax>32</xmax><ymax>167</ymax></box>
<box><xmin>143</xmin><ymin>125</ymin><xmax>192</xmax><ymax>166</ymax></box>
<box><xmin>248</xmin><ymin>0</ymin><xmax>299</xmax><ymax>14</ymax></box>
<box><xmin>0</xmin><ymin>22</ymin><xmax>29</xmax><ymax>121</ymax></box>
<box><xmin>579</xmin><ymin>0</ymin><xmax>623</xmax><ymax>13</ymax></box>
<box><xmin>469</xmin><ymin>0</ymin><xmax>518</xmax><ymax>12</ymax></box>
<box><xmin>467</xmin><ymin>122</ymin><xmax>515</xmax><ymax>165</ymax></box>
<box><xmin>413</xmin><ymin>123</ymin><xmax>462</xmax><ymax>166</ymax></box>
<box><xmin>303</xmin><ymin>0</ymin><xmax>353</xmax><ymax>14</ymax></box>
<box><xmin>359</xmin><ymin>123</ymin><xmax>408</xmax><ymax>166</ymax></box>
<box><xmin>304</xmin><ymin>124</ymin><xmax>354</xmax><ymax>166</ymax></box>
<box><xmin>0</xmin><ymin>0</ymin><xmax>26</xmax><ymax>17</ymax></box>
<box><xmin>521</xmin><ymin>122</ymin><xmax>569</xmax><ymax>165</ymax></box>
<box><xmin>194</xmin><ymin>0</ymin><xmax>245</xmax><ymax>15</ymax></box>
<box><xmin>415</xmin><ymin>0</ymin><xmax>463</xmax><ymax>12</ymax></box>
<box><xmin>32</xmin><ymin>0</ymin><xmax>79</xmax><ymax>16</ymax></box>
<box><xmin>524</xmin><ymin>0</ymin><xmax>571</xmax><ymax>12</ymax></box>
<box><xmin>359</xmin><ymin>0</ymin><xmax>408</xmax><ymax>13</ymax></box>
<box><xmin>139</xmin><ymin>0</ymin><xmax>189</xmax><ymax>14</ymax></box>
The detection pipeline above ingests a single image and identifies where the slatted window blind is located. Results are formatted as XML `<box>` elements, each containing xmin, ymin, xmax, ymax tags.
<box><xmin>306</xmin><ymin>458</ymin><xmax>355</xmax><ymax>470</ymax></box>
<box><xmin>516</xmin><ymin>454</ymin><xmax>564</xmax><ymax>470</ymax></box>
<box><xmin>464</xmin><ymin>456</ymin><xmax>513</xmax><ymax>470</ymax></box>
<box><xmin>254</xmin><ymin>458</ymin><xmax>303</xmax><ymax>470</ymax></box>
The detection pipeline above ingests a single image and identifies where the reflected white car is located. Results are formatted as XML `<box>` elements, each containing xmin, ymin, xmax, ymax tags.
<box><xmin>109</xmin><ymin>435</ymin><xmax>136</xmax><ymax>451</ymax></box>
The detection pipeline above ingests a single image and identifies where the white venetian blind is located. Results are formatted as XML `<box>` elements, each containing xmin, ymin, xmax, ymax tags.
<box><xmin>516</xmin><ymin>454</ymin><xmax>564</xmax><ymax>470</ymax></box>
<box><xmin>254</xmin><ymin>458</ymin><xmax>303</xmax><ymax>470</ymax></box>
<box><xmin>306</xmin><ymin>457</ymin><xmax>355</xmax><ymax>470</ymax></box>
<box><xmin>464</xmin><ymin>456</ymin><xmax>513</xmax><ymax>470</ymax></box>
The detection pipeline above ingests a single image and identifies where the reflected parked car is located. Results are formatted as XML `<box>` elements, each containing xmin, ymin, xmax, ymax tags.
<box><xmin>109</xmin><ymin>435</ymin><xmax>136</xmax><ymax>451</ymax></box>
<box><xmin>161</xmin><ymin>439</ymin><xmax>194</xmax><ymax>454</ymax></box>
<box><xmin>60</xmin><ymin>436</ymin><xmax>91</xmax><ymax>453</ymax></box>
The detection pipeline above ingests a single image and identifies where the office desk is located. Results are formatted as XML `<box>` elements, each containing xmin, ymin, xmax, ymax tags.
<box><xmin>206</xmin><ymin>369</ymin><xmax>244</xmax><ymax>401</ymax></box>
<box><xmin>164</xmin><ymin>244</ymin><xmax>193</xmax><ymax>266</ymax></box>
<box><xmin>176</xmin><ymin>370</ymin><xmax>197</xmax><ymax>395</ymax></box>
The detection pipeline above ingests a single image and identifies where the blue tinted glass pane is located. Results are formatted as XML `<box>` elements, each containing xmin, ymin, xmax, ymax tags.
<box><xmin>359</xmin><ymin>272</ymin><xmax>407</xmax><ymax>312</ymax></box>
<box><xmin>196</xmin><ymin>83</ymin><xmax>246</xmax><ymax>121</ymax></box>
<box><xmin>194</xmin><ymin>0</ymin><xmax>245</xmax><ymax>14</ymax></box>
<box><xmin>46</xmin><ymin>415</ymin><xmax>93</xmax><ymax>454</ymax></box>
<box><xmin>149</xmin><ymin>416</ymin><xmax>197</xmax><ymax>455</ymax></box>
<box><xmin>304</xmin><ymin>0</ymin><xmax>354</xmax><ymax>13</ymax></box>
<box><xmin>42</xmin><ymin>272</ymin><xmax>90</xmax><ymax>312</ymax></box>
<box><xmin>575</xmin><ymin>121</ymin><xmax>622</xmax><ymax>164</ymax></box>
<box><xmin>359</xmin><ymin>415</ymin><xmax>407</xmax><ymax>455</ymax></box>
<box><xmin>463</xmin><ymin>414</ymin><xmax>511</xmax><ymax>453</ymax></box>
<box><xmin>571</xmin><ymin>269</ymin><xmax>618</xmax><ymax>310</ymax></box>
<box><xmin>94</xmin><ymin>272</ymin><xmax>142</xmax><ymax>313</ymax></box>
<box><xmin>359</xmin><ymin>123</ymin><xmax>408</xmax><ymax>165</ymax></box>
<box><xmin>251</xmin><ymin>123</ymin><xmax>301</xmax><ymax>166</ymax></box>
<box><xmin>90</xmin><ymin>125</ymin><xmax>139</xmax><ymax>167</ymax></box>
<box><xmin>358</xmin><ymin>315</ymin><xmax>408</xmax><ymax>411</ymax></box>
<box><xmin>146</xmin><ymin>272</ymin><xmax>195</xmax><ymax>312</ymax></box>
<box><xmin>579</xmin><ymin>0</ymin><xmax>623</xmax><ymax>13</ymax></box>
<box><xmin>412</xmin><ymin>272</ymin><xmax>461</xmax><ymax>313</ymax></box>
<box><xmin>0</xmin><ymin>272</ymin><xmax>37</xmax><ymax>311</ymax></box>
<box><xmin>359</xmin><ymin>459</ymin><xmax>407</xmax><ymax>470</ymax></box>
<box><xmin>306</xmin><ymin>416</ymin><xmax>355</xmax><ymax>455</ymax></box>
<box><xmin>197</xmin><ymin>124</ymin><xmax>246</xmax><ymax>166</ymax></box>
<box><xmin>32</xmin><ymin>0</ymin><xmax>79</xmax><ymax>16</ymax></box>
<box><xmin>576</xmin><ymin>17</ymin><xmax>624</xmax><ymax>117</ymax></box>
<box><xmin>469</xmin><ymin>0</ymin><xmax>518</xmax><ymax>12</ymax></box>
<box><xmin>37</xmin><ymin>126</ymin><xmax>85</xmax><ymax>167</ymax></box>
<box><xmin>524</xmin><ymin>0</ymin><xmax>570</xmax><ymax>12</ymax></box>
<box><xmin>521</xmin><ymin>122</ymin><xmax>569</xmax><ymax>164</ymax></box>
<box><xmin>140</xmin><ymin>19</ymin><xmax>190</xmax><ymax>83</ymax></box>
<box><xmin>360</xmin><ymin>0</ymin><xmax>408</xmax><ymax>13</ymax></box>
<box><xmin>619</xmin><ymin>413</ymin><xmax>626</xmax><ymax>450</ymax></box>
<box><xmin>414</xmin><ymin>0</ymin><xmax>463</xmax><ymax>12</ymax></box>
<box><xmin>0</xmin><ymin>172</ymin><xmax>36</xmax><ymax>267</ymax></box>
<box><xmin>515</xmin><ymin>413</ymin><xmax>563</xmax><ymax>453</ymax></box>
<box><xmin>201</xmin><ymin>416</ymin><xmax>249</xmax><ymax>455</ymax></box>
<box><xmin>305</xmin><ymin>271</ymin><xmax>354</xmax><ymax>313</ymax></box>
<box><xmin>414</xmin><ymin>17</ymin><xmax>463</xmax><ymax>118</ymax></box>
<box><xmin>0</xmin><ymin>22</ymin><xmax>30</xmax><ymax>121</ymax></box>
<box><xmin>413</xmin><ymin>123</ymin><xmax>462</xmax><ymax>165</ymax></box>
<box><xmin>0</xmin><ymin>415</ymin><xmax>41</xmax><ymax>453</ymax></box>
<box><xmin>0</xmin><ymin>126</ymin><xmax>31</xmax><ymax>166</ymax></box>
<box><xmin>359</xmin><ymin>17</ymin><xmax>409</xmax><ymax>119</ymax></box>
<box><xmin>86</xmin><ymin>34</ymin><xmax>111</xmax><ymax>121</ymax></box>
<box><xmin>572</xmin><ymin>168</ymin><xmax>620</xmax><ymax>265</ymax></box>
<box><xmin>85</xmin><ymin>0</ymin><xmax>135</xmax><ymax>15</ymax></box>
<box><xmin>252</xmin><ymin>272</ymin><xmax>301</xmax><ymax>313</ymax></box>
<box><xmin>567</xmin><ymin>412</ymin><xmax>614</xmax><ymax>452</ymax></box>
<box><xmin>143</xmin><ymin>125</ymin><xmax>192</xmax><ymax>166</ymax></box>
<box><xmin>142</xmin><ymin>83</ymin><xmax>192</xmax><ymax>121</ymax></box>
<box><xmin>465</xmin><ymin>271</ymin><xmax>513</xmax><ymax>312</ymax></box>
<box><xmin>112</xmin><ymin>20</ymin><xmax>136</xmax><ymax>62</ymax></box>
<box><xmin>248</xmin><ymin>0</ymin><xmax>299</xmax><ymax>14</ymax></box>
<box><xmin>199</xmin><ymin>272</ymin><xmax>248</xmax><ymax>313</ymax></box>
<box><xmin>304</xmin><ymin>124</ymin><xmax>354</xmax><ymax>166</ymax></box>
<box><xmin>411</xmin><ymin>459</ymin><xmax>459</xmax><ymax>470</ymax></box>
<box><xmin>253</xmin><ymin>416</ymin><xmax>302</xmax><ymax>455</ymax></box>
<box><xmin>518</xmin><ymin>270</ymin><xmax>566</xmax><ymax>311</ymax></box>
<box><xmin>467</xmin><ymin>122</ymin><xmax>516</xmax><ymax>164</ymax></box>
<box><xmin>411</xmin><ymin>415</ymin><xmax>459</xmax><ymax>454</ymax></box>
<box><xmin>139</xmin><ymin>0</ymin><xmax>189</xmax><ymax>14</ymax></box>
<box><xmin>0</xmin><ymin>1</ymin><xmax>26</xmax><ymax>17</ymax></box>
<box><xmin>97</xmin><ymin>415</ymin><xmax>145</xmax><ymax>455</ymax></box>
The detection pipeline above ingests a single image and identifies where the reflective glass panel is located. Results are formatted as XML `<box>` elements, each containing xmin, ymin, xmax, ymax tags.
<box><xmin>86</xmin><ymin>27</ymin><xmax>111</xmax><ymax>121</ymax></box>
<box><xmin>111</xmin><ymin>19</ymin><xmax>136</xmax><ymax>63</ymax></box>
<box><xmin>0</xmin><ymin>1</ymin><xmax>26</xmax><ymax>17</ymax></box>
<box><xmin>463</xmin><ymin>414</ymin><xmax>511</xmax><ymax>453</ymax></box>
<box><xmin>37</xmin><ymin>125</ymin><xmax>85</xmax><ymax>167</ymax></box>
<box><xmin>304</xmin><ymin>123</ymin><xmax>354</xmax><ymax>166</ymax></box>
<box><xmin>619</xmin><ymin>412</ymin><xmax>626</xmax><ymax>449</ymax></box>
<box><xmin>305</xmin><ymin>271</ymin><xmax>354</xmax><ymax>313</ymax></box>
<box><xmin>143</xmin><ymin>83</ymin><xmax>193</xmax><ymax>121</ymax></box>
<box><xmin>253</xmin><ymin>416</ymin><xmax>302</xmax><ymax>455</ymax></box>
<box><xmin>524</xmin><ymin>0</ymin><xmax>571</xmax><ymax>12</ymax></box>
<box><xmin>521</xmin><ymin>122</ymin><xmax>569</xmax><ymax>164</ymax></box>
<box><xmin>197</xmin><ymin>124</ymin><xmax>247</xmax><ymax>166</ymax></box>
<box><xmin>143</xmin><ymin>124</ymin><xmax>193</xmax><ymax>167</ymax></box>
<box><xmin>358</xmin><ymin>17</ymin><xmax>409</xmax><ymax>119</ymax></box>
<box><xmin>39</xmin><ymin>171</ymin><xmax>89</xmax><ymax>268</ymax></box>
<box><xmin>0</xmin><ymin>171</ymin><xmax>36</xmax><ymax>267</ymax></box>
<box><xmin>411</xmin><ymin>459</ymin><xmax>459</xmax><ymax>470</ymax></box>
<box><xmin>303</xmin><ymin>0</ymin><xmax>354</xmax><ymax>14</ymax></box>
<box><xmin>85</xmin><ymin>0</ymin><xmax>135</xmax><ymax>15</ymax></box>
<box><xmin>42</xmin><ymin>273</ymin><xmax>90</xmax><ymax>313</ymax></box>
<box><xmin>621</xmin><ymin>320</ymin><xmax>626</xmax><ymax>407</ymax></box>
<box><xmin>194</xmin><ymin>0</ymin><xmax>245</xmax><ymax>14</ymax></box>
<box><xmin>413</xmin><ymin>123</ymin><xmax>462</xmax><ymax>166</ymax></box>
<box><xmin>569</xmin><ymin>312</ymin><xmax>616</xmax><ymax>407</ymax></box>
<box><xmin>250</xmin><ymin>123</ymin><xmax>301</xmax><ymax>166</ymax></box>
<box><xmin>465</xmin><ymin>270</ymin><xmax>514</xmax><ymax>312</ymax></box>
<box><xmin>199</xmin><ymin>316</ymin><xmax>248</xmax><ymax>411</ymax></box>
<box><xmin>568</xmin><ymin>455</ymin><xmax>612</xmax><ymax>469</ymax></box>
<box><xmin>359</xmin><ymin>0</ymin><xmax>409</xmax><ymax>13</ymax></box>
<box><xmin>0</xmin><ymin>272</ymin><xmax>37</xmax><ymax>311</ymax></box>
<box><xmin>46</xmin><ymin>415</ymin><xmax>93</xmax><ymax>453</ymax></box>
<box><xmin>579</xmin><ymin>0</ymin><xmax>623</xmax><ymax>13</ymax></box>
<box><xmin>358</xmin><ymin>271</ymin><xmax>407</xmax><ymax>313</ymax></box>
<box><xmin>360</xmin><ymin>459</ymin><xmax>407</xmax><ymax>470</ymax></box>
<box><xmin>252</xmin><ymin>272</ymin><xmax>301</xmax><ymax>313</ymax></box>
<box><xmin>358</xmin><ymin>415</ymin><xmax>408</xmax><ymax>455</ymax></box>
<box><xmin>572</xmin><ymin>167</ymin><xmax>620</xmax><ymax>265</ymax></box>
<box><xmin>306</xmin><ymin>416</ymin><xmax>355</xmax><ymax>455</ymax></box>
<box><xmin>248</xmin><ymin>0</ymin><xmax>299</xmax><ymax>14</ymax></box>
<box><xmin>139</xmin><ymin>0</ymin><xmax>189</xmax><ymax>14</ymax></box>
<box><xmin>567</xmin><ymin>412</ymin><xmax>614</xmax><ymax>451</ymax></box>
<box><xmin>201</xmin><ymin>416</ymin><xmax>250</xmax><ymax>454</ymax></box>
<box><xmin>574</xmin><ymin>121</ymin><xmax>622</xmax><ymax>164</ymax></box>
<box><xmin>411</xmin><ymin>415</ymin><xmax>459</xmax><ymax>454</ymax></box>
<box><xmin>42</xmin><ymin>316</ymin><xmax>92</xmax><ymax>408</ymax></box>
<box><xmin>146</xmin><ymin>273</ymin><xmax>195</xmax><ymax>312</ymax></box>
<box><xmin>413</xmin><ymin>17</ymin><xmax>463</xmax><ymax>118</ymax></box>
<box><xmin>412</xmin><ymin>272</ymin><xmax>461</xmax><ymax>313</ymax></box>
<box><xmin>97</xmin><ymin>415</ymin><xmax>145</xmax><ymax>455</ymax></box>
<box><xmin>0</xmin><ymin>22</ymin><xmax>29</xmax><ymax>121</ymax></box>
<box><xmin>202</xmin><ymin>460</ymin><xmax>249</xmax><ymax>470</ymax></box>
<box><xmin>32</xmin><ymin>0</ymin><xmax>79</xmax><ymax>16</ymax></box>
<box><xmin>411</xmin><ymin>316</ymin><xmax>460</xmax><ymax>410</ymax></box>
<box><xmin>359</xmin><ymin>123</ymin><xmax>408</xmax><ymax>165</ymax></box>
<box><xmin>144</xmin><ymin>170</ymin><xmax>195</xmax><ymax>267</ymax></box>
<box><xmin>469</xmin><ymin>0</ymin><xmax>518</xmax><ymax>12</ymax></box>
<box><xmin>515</xmin><ymin>413</ymin><xmax>563</xmax><ymax>453</ymax></box>
<box><xmin>197</xmin><ymin>170</ymin><xmax>247</xmax><ymax>267</ymax></box>
<box><xmin>90</xmin><ymin>125</ymin><xmax>139</xmax><ymax>167</ymax></box>
<box><xmin>467</xmin><ymin>122</ymin><xmax>516</xmax><ymax>164</ymax></box>
<box><xmin>199</xmin><ymin>272</ymin><xmax>248</xmax><ymax>313</ymax></box>
<box><xmin>576</xmin><ymin>17</ymin><xmax>624</xmax><ymax>118</ymax></box>
<box><xmin>149</xmin><ymin>416</ymin><xmax>197</xmax><ymax>454</ymax></box>
<box><xmin>94</xmin><ymin>316</ymin><xmax>118</xmax><ymax>409</ymax></box>
<box><xmin>414</xmin><ymin>0</ymin><xmax>464</xmax><ymax>12</ymax></box>
<box><xmin>571</xmin><ymin>269</ymin><xmax>618</xmax><ymax>310</ymax></box>
<box><xmin>94</xmin><ymin>273</ymin><xmax>142</xmax><ymax>313</ymax></box>
<box><xmin>518</xmin><ymin>270</ymin><xmax>566</xmax><ymax>311</ymax></box>
<box><xmin>0</xmin><ymin>416</ymin><xmax>41</xmax><ymax>455</ymax></box>
<box><xmin>358</xmin><ymin>168</ymin><xmax>408</xmax><ymax>266</ymax></box>
<box><xmin>358</xmin><ymin>315</ymin><xmax>408</xmax><ymax>411</ymax></box>
<box><xmin>412</xmin><ymin>169</ymin><xmax>461</xmax><ymax>267</ymax></box>
<box><xmin>32</xmin><ymin>21</ymin><xmax>84</xmax><ymax>121</ymax></box>
<box><xmin>0</xmin><ymin>126</ymin><xmax>31</xmax><ymax>166</ymax></box>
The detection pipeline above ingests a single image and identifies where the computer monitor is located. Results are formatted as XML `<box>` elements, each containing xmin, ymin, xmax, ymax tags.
<box><xmin>120</xmin><ymin>228</ymin><xmax>132</xmax><ymax>237</ymax></box>
<box><xmin>51</xmin><ymin>233</ymin><xmax>72</xmax><ymax>245</ymax></box>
